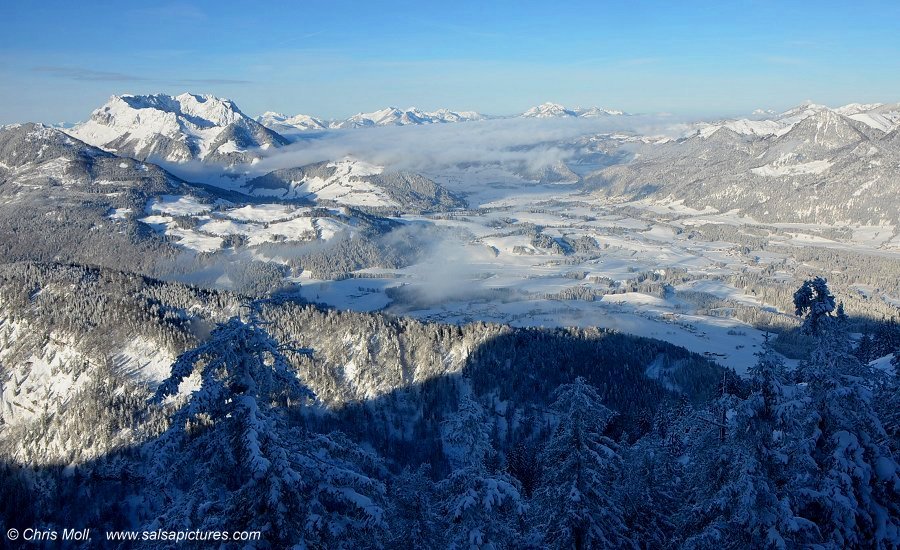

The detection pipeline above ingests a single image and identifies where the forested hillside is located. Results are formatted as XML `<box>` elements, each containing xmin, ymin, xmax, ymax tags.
<box><xmin>0</xmin><ymin>263</ymin><xmax>897</xmax><ymax>547</ymax></box>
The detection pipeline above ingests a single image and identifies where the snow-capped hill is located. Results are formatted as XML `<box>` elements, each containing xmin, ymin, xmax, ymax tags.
<box><xmin>258</xmin><ymin>111</ymin><xmax>287</xmax><ymax>124</ymax></box>
<box><xmin>775</xmin><ymin>109</ymin><xmax>866</xmax><ymax>150</ymax></box>
<box><xmin>522</xmin><ymin>102</ymin><xmax>578</xmax><ymax>118</ymax></box>
<box><xmin>834</xmin><ymin>102</ymin><xmax>900</xmax><ymax>133</ymax></box>
<box><xmin>0</xmin><ymin>123</ymin><xmax>100</xmax><ymax>168</ymax></box>
<box><xmin>331</xmin><ymin>107</ymin><xmax>485</xmax><ymax>129</ymax></box>
<box><xmin>428</xmin><ymin>108</ymin><xmax>485</xmax><ymax>122</ymax></box>
<box><xmin>776</xmin><ymin>101</ymin><xmax>830</xmax><ymax>125</ymax></box>
<box><xmin>834</xmin><ymin>102</ymin><xmax>884</xmax><ymax>116</ymax></box>
<box><xmin>774</xmin><ymin>100</ymin><xmax>898</xmax><ymax>132</ymax></box>
<box><xmin>341</xmin><ymin>107</ymin><xmax>420</xmax><ymax>128</ymax></box>
<box><xmin>68</xmin><ymin>93</ymin><xmax>288</xmax><ymax>165</ymax></box>
<box><xmin>593</xmin><ymin>101</ymin><xmax>900</xmax><ymax>224</ymax></box>
<box><xmin>257</xmin><ymin>111</ymin><xmax>329</xmax><ymax>132</ymax></box>
<box><xmin>245</xmin><ymin>158</ymin><xmax>466</xmax><ymax>212</ymax></box>
<box><xmin>573</xmin><ymin>106</ymin><xmax>625</xmax><ymax>117</ymax></box>
<box><xmin>521</xmin><ymin>102</ymin><xmax>624</xmax><ymax>118</ymax></box>
<box><xmin>0</xmin><ymin>123</ymin><xmax>189</xmax><ymax>198</ymax></box>
<box><xmin>695</xmin><ymin>118</ymin><xmax>783</xmax><ymax>139</ymax></box>
<box><xmin>687</xmin><ymin>101</ymin><xmax>823</xmax><ymax>140</ymax></box>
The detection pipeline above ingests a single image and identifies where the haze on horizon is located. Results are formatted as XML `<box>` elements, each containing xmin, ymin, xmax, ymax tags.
<box><xmin>2</xmin><ymin>0</ymin><xmax>900</xmax><ymax>124</ymax></box>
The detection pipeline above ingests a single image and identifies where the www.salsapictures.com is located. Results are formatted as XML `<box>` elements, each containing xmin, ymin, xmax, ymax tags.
<box><xmin>6</xmin><ymin>527</ymin><xmax>262</xmax><ymax>543</ymax></box>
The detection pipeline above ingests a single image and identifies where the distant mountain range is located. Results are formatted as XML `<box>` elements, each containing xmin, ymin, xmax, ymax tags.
<box><xmin>258</xmin><ymin>106</ymin><xmax>487</xmax><ymax>133</ymax></box>
<box><xmin>256</xmin><ymin>102</ymin><xmax>627</xmax><ymax>132</ymax></box>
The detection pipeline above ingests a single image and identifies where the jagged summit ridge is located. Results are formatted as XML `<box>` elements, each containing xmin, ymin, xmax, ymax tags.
<box><xmin>67</xmin><ymin>92</ymin><xmax>288</xmax><ymax>164</ymax></box>
<box><xmin>521</xmin><ymin>102</ymin><xmax>625</xmax><ymax>118</ymax></box>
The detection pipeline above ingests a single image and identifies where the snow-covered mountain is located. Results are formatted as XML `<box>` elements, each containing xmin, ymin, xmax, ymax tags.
<box><xmin>521</xmin><ymin>102</ymin><xmax>624</xmax><ymax>118</ymax></box>
<box><xmin>256</xmin><ymin>111</ymin><xmax>329</xmax><ymax>132</ymax></box>
<box><xmin>67</xmin><ymin>93</ymin><xmax>289</xmax><ymax>165</ymax></box>
<box><xmin>331</xmin><ymin>107</ymin><xmax>485</xmax><ymax>129</ymax></box>
<box><xmin>692</xmin><ymin>101</ymin><xmax>900</xmax><ymax>140</ymax></box>
<box><xmin>592</xmin><ymin>104</ymin><xmax>900</xmax><ymax>224</ymax></box>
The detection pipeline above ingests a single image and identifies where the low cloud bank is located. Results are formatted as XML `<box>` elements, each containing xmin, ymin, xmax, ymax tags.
<box><xmin>254</xmin><ymin>114</ymin><xmax>690</xmax><ymax>174</ymax></box>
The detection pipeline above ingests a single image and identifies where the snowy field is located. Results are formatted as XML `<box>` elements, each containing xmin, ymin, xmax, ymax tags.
<box><xmin>136</xmin><ymin>167</ymin><xmax>898</xmax><ymax>374</ymax></box>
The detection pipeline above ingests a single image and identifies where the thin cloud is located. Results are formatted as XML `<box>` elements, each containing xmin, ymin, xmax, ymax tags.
<box><xmin>32</xmin><ymin>66</ymin><xmax>251</xmax><ymax>85</ymax></box>
<box><xmin>32</xmin><ymin>66</ymin><xmax>148</xmax><ymax>82</ymax></box>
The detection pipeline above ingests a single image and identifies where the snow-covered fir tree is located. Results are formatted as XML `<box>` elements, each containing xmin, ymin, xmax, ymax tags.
<box><xmin>682</xmin><ymin>338</ymin><xmax>817</xmax><ymax>549</ymax></box>
<box><xmin>791</xmin><ymin>278</ymin><xmax>900</xmax><ymax>547</ymax></box>
<box><xmin>147</xmin><ymin>302</ymin><xmax>387</xmax><ymax>548</ymax></box>
<box><xmin>438</xmin><ymin>393</ymin><xmax>525</xmax><ymax>549</ymax></box>
<box><xmin>533</xmin><ymin>377</ymin><xmax>636</xmax><ymax>549</ymax></box>
<box><xmin>387</xmin><ymin>465</ymin><xmax>442</xmax><ymax>548</ymax></box>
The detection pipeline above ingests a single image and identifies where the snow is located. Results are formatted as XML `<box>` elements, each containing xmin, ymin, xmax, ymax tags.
<box><xmin>315</xmin><ymin>217</ymin><xmax>351</xmax><ymax>240</ymax></box>
<box><xmin>697</xmin><ymin>119</ymin><xmax>782</xmax><ymax>138</ymax></box>
<box><xmin>847</xmin><ymin>113</ymin><xmax>895</xmax><ymax>133</ymax></box>
<box><xmin>522</xmin><ymin>102</ymin><xmax>577</xmax><ymax>118</ymax></box>
<box><xmin>138</xmin><ymin>214</ymin><xmax>172</xmax><ymax>230</ymax></box>
<box><xmin>225</xmin><ymin>203</ymin><xmax>303</xmax><ymax>223</ymax></box>
<box><xmin>0</xmin><ymin>317</ymin><xmax>90</xmax><ymax>428</ymax></box>
<box><xmin>164</xmin><ymin>227</ymin><xmax>223</xmax><ymax>252</ymax></box>
<box><xmin>108</xmin><ymin>207</ymin><xmax>132</xmax><ymax>220</ymax></box>
<box><xmin>520</xmin><ymin>102</ymin><xmax>624</xmax><ymax>118</ymax></box>
<box><xmin>334</xmin><ymin>107</ymin><xmax>485</xmax><ymax>128</ymax></box>
<box><xmin>869</xmin><ymin>354</ymin><xmax>896</xmax><ymax>374</ymax></box>
<box><xmin>149</xmin><ymin>194</ymin><xmax>212</xmax><ymax>216</ymax></box>
<box><xmin>112</xmin><ymin>337</ymin><xmax>176</xmax><ymax>385</ymax></box>
<box><xmin>675</xmin><ymin>280</ymin><xmax>764</xmax><ymax>307</ymax></box>
<box><xmin>215</xmin><ymin>140</ymin><xmax>245</xmax><ymax>154</ymax></box>
<box><xmin>200</xmin><ymin>216</ymin><xmax>315</xmax><ymax>245</ymax></box>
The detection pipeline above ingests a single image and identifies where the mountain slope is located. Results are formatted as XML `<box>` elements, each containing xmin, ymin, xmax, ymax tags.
<box><xmin>691</xmin><ymin>101</ymin><xmax>900</xmax><ymax>140</ymax></box>
<box><xmin>0</xmin><ymin>261</ymin><xmax>722</xmax><ymax>465</ymax></box>
<box><xmin>0</xmin><ymin>123</ymin><xmax>212</xmax><ymax>272</ymax></box>
<box><xmin>245</xmin><ymin>159</ymin><xmax>467</xmax><ymax>212</ymax></box>
<box><xmin>590</xmin><ymin>109</ymin><xmax>900</xmax><ymax>224</ymax></box>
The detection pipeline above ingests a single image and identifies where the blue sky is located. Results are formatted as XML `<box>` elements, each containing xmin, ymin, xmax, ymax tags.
<box><xmin>2</xmin><ymin>0</ymin><xmax>899</xmax><ymax>123</ymax></box>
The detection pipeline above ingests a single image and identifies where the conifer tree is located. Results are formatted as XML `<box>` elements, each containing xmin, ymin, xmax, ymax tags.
<box><xmin>533</xmin><ymin>377</ymin><xmax>635</xmax><ymax>549</ymax></box>
<box><xmin>147</xmin><ymin>302</ymin><xmax>387</xmax><ymax>547</ymax></box>
<box><xmin>792</xmin><ymin>279</ymin><xmax>900</xmax><ymax>547</ymax></box>
<box><xmin>438</xmin><ymin>393</ymin><xmax>525</xmax><ymax>549</ymax></box>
